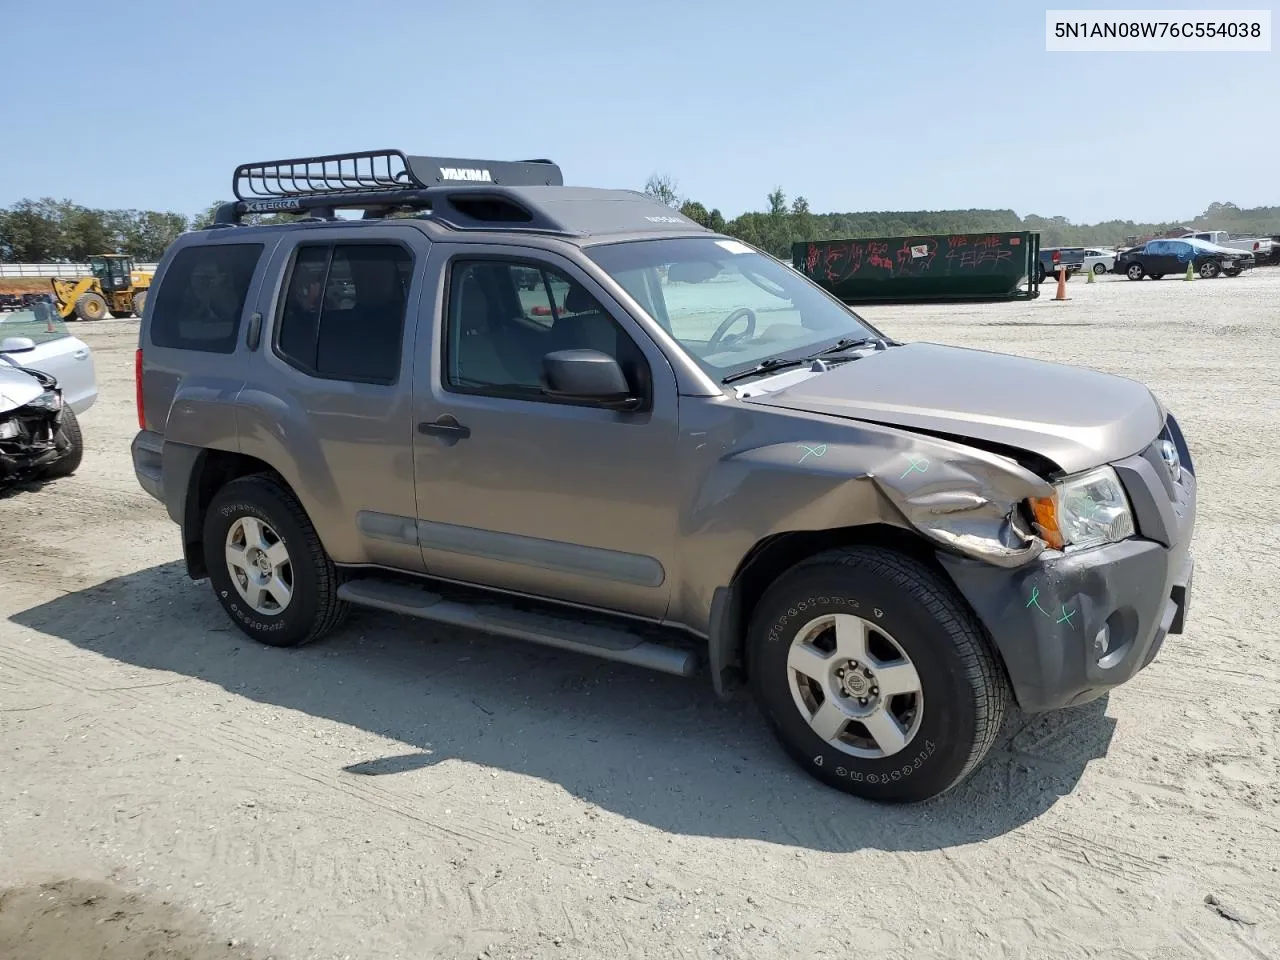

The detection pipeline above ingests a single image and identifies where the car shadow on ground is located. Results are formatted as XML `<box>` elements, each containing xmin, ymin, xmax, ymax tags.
<box><xmin>11</xmin><ymin>561</ymin><xmax>1116</xmax><ymax>854</ymax></box>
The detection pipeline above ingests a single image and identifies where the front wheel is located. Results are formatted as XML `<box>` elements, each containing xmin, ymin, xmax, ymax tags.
<box><xmin>202</xmin><ymin>473</ymin><xmax>349</xmax><ymax>648</ymax></box>
<box><xmin>747</xmin><ymin>547</ymin><xmax>1010</xmax><ymax>803</ymax></box>
<box><xmin>38</xmin><ymin>406</ymin><xmax>83</xmax><ymax>479</ymax></box>
<box><xmin>74</xmin><ymin>292</ymin><xmax>108</xmax><ymax>321</ymax></box>
<box><xmin>1199</xmin><ymin>260</ymin><xmax>1221</xmax><ymax>279</ymax></box>
<box><xmin>1126</xmin><ymin>263</ymin><xmax>1144</xmax><ymax>280</ymax></box>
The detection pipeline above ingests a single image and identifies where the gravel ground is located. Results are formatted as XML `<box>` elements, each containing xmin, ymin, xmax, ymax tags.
<box><xmin>2</xmin><ymin>268</ymin><xmax>1278</xmax><ymax>960</ymax></box>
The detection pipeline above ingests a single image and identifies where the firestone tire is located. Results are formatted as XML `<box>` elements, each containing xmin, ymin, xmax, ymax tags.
<box><xmin>747</xmin><ymin>546</ymin><xmax>1010</xmax><ymax>804</ymax></box>
<box><xmin>202</xmin><ymin>473</ymin><xmax>349</xmax><ymax>648</ymax></box>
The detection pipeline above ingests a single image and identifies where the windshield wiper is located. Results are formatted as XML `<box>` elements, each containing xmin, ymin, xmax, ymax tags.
<box><xmin>720</xmin><ymin>337</ymin><xmax>895</xmax><ymax>385</ymax></box>
<box><xmin>720</xmin><ymin>357</ymin><xmax>808</xmax><ymax>384</ymax></box>
<box><xmin>805</xmin><ymin>336</ymin><xmax>892</xmax><ymax>360</ymax></box>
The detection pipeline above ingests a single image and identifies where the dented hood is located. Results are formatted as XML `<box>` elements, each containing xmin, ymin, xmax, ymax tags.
<box><xmin>0</xmin><ymin>364</ymin><xmax>43</xmax><ymax>413</ymax></box>
<box><xmin>744</xmin><ymin>342</ymin><xmax>1163</xmax><ymax>475</ymax></box>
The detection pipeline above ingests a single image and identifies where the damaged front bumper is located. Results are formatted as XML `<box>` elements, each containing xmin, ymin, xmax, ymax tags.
<box><xmin>0</xmin><ymin>376</ymin><xmax>69</xmax><ymax>483</ymax></box>
<box><xmin>938</xmin><ymin>428</ymin><xmax>1197</xmax><ymax>713</ymax></box>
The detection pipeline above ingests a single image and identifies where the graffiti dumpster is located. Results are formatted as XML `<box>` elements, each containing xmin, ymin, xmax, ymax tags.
<box><xmin>792</xmin><ymin>231</ymin><xmax>1041</xmax><ymax>303</ymax></box>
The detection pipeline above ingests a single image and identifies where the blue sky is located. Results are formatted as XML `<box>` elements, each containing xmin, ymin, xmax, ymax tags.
<box><xmin>2</xmin><ymin>0</ymin><xmax>1274</xmax><ymax>224</ymax></box>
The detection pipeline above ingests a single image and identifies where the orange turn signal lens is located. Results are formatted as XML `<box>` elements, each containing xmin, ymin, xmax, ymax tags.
<box><xmin>1028</xmin><ymin>496</ymin><xmax>1064</xmax><ymax>550</ymax></box>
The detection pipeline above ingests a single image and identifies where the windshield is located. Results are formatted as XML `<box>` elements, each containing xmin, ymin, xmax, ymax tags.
<box><xmin>585</xmin><ymin>237</ymin><xmax>885</xmax><ymax>379</ymax></box>
<box><xmin>0</xmin><ymin>305</ymin><xmax>70</xmax><ymax>347</ymax></box>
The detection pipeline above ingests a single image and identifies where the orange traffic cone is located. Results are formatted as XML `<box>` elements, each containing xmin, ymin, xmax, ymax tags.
<box><xmin>1053</xmin><ymin>267</ymin><xmax>1069</xmax><ymax>301</ymax></box>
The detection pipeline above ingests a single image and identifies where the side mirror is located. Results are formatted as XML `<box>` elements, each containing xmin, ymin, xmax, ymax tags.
<box><xmin>0</xmin><ymin>336</ymin><xmax>36</xmax><ymax>354</ymax></box>
<box><xmin>542</xmin><ymin>349</ymin><xmax>641</xmax><ymax>410</ymax></box>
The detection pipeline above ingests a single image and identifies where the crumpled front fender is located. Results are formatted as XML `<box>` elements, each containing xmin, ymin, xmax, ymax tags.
<box><xmin>868</xmin><ymin>444</ymin><xmax>1055</xmax><ymax>568</ymax></box>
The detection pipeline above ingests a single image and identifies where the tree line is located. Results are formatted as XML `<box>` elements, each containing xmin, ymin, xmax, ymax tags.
<box><xmin>644</xmin><ymin>174</ymin><xmax>1280</xmax><ymax>259</ymax></box>
<box><xmin>3</xmin><ymin>185</ymin><xmax>1277</xmax><ymax>266</ymax></box>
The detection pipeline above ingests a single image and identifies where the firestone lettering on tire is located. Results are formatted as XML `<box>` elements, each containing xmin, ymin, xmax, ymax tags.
<box><xmin>816</xmin><ymin>740</ymin><xmax>936</xmax><ymax>781</ymax></box>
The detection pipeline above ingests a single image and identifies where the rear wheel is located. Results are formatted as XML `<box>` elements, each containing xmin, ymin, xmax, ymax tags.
<box><xmin>747</xmin><ymin>546</ymin><xmax>1010</xmax><ymax>803</ymax></box>
<box><xmin>1092</xmin><ymin>262</ymin><xmax>1107</xmax><ymax>275</ymax></box>
<box><xmin>202</xmin><ymin>474</ymin><xmax>349</xmax><ymax>648</ymax></box>
<box><xmin>132</xmin><ymin>289</ymin><xmax>147</xmax><ymax>317</ymax></box>
<box><xmin>74</xmin><ymin>292</ymin><xmax>108</xmax><ymax>321</ymax></box>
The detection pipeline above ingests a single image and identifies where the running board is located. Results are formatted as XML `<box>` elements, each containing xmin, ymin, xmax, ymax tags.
<box><xmin>336</xmin><ymin>579</ymin><xmax>698</xmax><ymax>678</ymax></box>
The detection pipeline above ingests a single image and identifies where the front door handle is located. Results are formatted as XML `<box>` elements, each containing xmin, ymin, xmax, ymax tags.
<box><xmin>418</xmin><ymin>416</ymin><xmax>471</xmax><ymax>440</ymax></box>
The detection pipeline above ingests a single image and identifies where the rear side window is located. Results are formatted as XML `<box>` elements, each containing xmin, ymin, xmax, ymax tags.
<box><xmin>275</xmin><ymin>243</ymin><xmax>413</xmax><ymax>385</ymax></box>
<box><xmin>149</xmin><ymin>243</ymin><xmax>263</xmax><ymax>352</ymax></box>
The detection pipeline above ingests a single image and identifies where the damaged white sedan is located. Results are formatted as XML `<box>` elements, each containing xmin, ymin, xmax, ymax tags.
<box><xmin>0</xmin><ymin>304</ymin><xmax>97</xmax><ymax>485</ymax></box>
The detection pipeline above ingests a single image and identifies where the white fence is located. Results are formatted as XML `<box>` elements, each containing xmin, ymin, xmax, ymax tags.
<box><xmin>0</xmin><ymin>262</ymin><xmax>160</xmax><ymax>278</ymax></box>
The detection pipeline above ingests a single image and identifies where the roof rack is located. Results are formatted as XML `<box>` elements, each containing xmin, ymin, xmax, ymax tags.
<box><xmin>232</xmin><ymin>149</ymin><xmax>563</xmax><ymax>200</ymax></box>
<box><xmin>213</xmin><ymin>148</ymin><xmax>564</xmax><ymax>226</ymax></box>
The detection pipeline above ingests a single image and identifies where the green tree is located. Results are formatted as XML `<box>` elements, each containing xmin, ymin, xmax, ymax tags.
<box><xmin>679</xmin><ymin>200</ymin><xmax>711</xmax><ymax>227</ymax></box>
<box><xmin>643</xmin><ymin>173</ymin><xmax>682</xmax><ymax>209</ymax></box>
<box><xmin>0</xmin><ymin>199</ymin><xmax>63</xmax><ymax>261</ymax></box>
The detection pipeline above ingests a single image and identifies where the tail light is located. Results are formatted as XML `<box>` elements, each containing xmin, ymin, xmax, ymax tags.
<box><xmin>1052</xmin><ymin>250</ymin><xmax>1061</xmax><ymax>263</ymax></box>
<box><xmin>135</xmin><ymin>348</ymin><xmax>145</xmax><ymax>430</ymax></box>
<box><xmin>1253</xmin><ymin>241</ymin><xmax>1260</xmax><ymax>251</ymax></box>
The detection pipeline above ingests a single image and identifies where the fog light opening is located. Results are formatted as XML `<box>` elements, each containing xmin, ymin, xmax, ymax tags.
<box><xmin>1092</xmin><ymin>625</ymin><xmax>1110</xmax><ymax>659</ymax></box>
<box><xmin>1096</xmin><ymin>609</ymin><xmax>1138</xmax><ymax>669</ymax></box>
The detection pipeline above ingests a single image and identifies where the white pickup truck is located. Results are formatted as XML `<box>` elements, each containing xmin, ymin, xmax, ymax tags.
<box><xmin>1180</xmin><ymin>230</ymin><xmax>1275</xmax><ymax>262</ymax></box>
<box><xmin>0</xmin><ymin>303</ymin><xmax>97</xmax><ymax>484</ymax></box>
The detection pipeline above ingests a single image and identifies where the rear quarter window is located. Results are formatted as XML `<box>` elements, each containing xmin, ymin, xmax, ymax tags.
<box><xmin>149</xmin><ymin>243</ymin><xmax>264</xmax><ymax>352</ymax></box>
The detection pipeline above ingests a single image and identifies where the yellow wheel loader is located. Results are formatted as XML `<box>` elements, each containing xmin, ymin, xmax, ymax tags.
<box><xmin>50</xmin><ymin>255</ymin><xmax>154</xmax><ymax>321</ymax></box>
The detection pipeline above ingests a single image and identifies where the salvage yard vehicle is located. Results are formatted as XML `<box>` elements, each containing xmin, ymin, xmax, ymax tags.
<box><xmin>51</xmin><ymin>254</ymin><xmax>153</xmax><ymax>321</ymax></box>
<box><xmin>1179</xmin><ymin>230</ymin><xmax>1274</xmax><ymax>263</ymax></box>
<box><xmin>131</xmin><ymin>148</ymin><xmax>1197</xmax><ymax>803</ymax></box>
<box><xmin>1117</xmin><ymin>237</ymin><xmax>1254</xmax><ymax>280</ymax></box>
<box><xmin>0</xmin><ymin>302</ymin><xmax>97</xmax><ymax>483</ymax></box>
<box><xmin>1083</xmin><ymin>248</ymin><xmax>1116</xmax><ymax>275</ymax></box>
<box><xmin>1036</xmin><ymin>246</ymin><xmax>1084</xmax><ymax>283</ymax></box>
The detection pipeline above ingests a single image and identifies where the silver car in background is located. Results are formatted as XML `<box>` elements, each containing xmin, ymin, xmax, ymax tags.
<box><xmin>0</xmin><ymin>302</ymin><xmax>96</xmax><ymax>483</ymax></box>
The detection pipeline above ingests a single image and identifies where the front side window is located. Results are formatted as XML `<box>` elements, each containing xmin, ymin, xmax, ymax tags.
<box><xmin>444</xmin><ymin>259</ymin><xmax>647</xmax><ymax>401</ymax></box>
<box><xmin>275</xmin><ymin>242</ymin><xmax>413</xmax><ymax>385</ymax></box>
<box><xmin>149</xmin><ymin>243</ymin><xmax>263</xmax><ymax>353</ymax></box>
<box><xmin>584</xmin><ymin>237</ymin><xmax>883</xmax><ymax>382</ymax></box>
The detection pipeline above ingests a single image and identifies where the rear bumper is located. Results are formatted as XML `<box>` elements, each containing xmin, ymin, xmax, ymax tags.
<box><xmin>939</xmin><ymin>434</ymin><xmax>1197</xmax><ymax>713</ymax></box>
<box><xmin>131</xmin><ymin>429</ymin><xmax>166</xmax><ymax>505</ymax></box>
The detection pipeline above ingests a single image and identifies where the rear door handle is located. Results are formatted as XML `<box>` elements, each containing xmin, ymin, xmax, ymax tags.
<box><xmin>418</xmin><ymin>416</ymin><xmax>471</xmax><ymax>440</ymax></box>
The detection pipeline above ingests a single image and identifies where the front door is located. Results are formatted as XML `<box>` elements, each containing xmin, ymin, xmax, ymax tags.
<box><xmin>411</xmin><ymin>244</ymin><xmax>680</xmax><ymax>621</ymax></box>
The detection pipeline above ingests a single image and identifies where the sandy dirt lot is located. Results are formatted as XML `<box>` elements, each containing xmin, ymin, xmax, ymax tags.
<box><xmin>2</xmin><ymin>269</ymin><xmax>1278</xmax><ymax>960</ymax></box>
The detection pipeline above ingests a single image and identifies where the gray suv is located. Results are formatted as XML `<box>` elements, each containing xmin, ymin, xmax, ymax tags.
<box><xmin>131</xmin><ymin>149</ymin><xmax>1197</xmax><ymax>803</ymax></box>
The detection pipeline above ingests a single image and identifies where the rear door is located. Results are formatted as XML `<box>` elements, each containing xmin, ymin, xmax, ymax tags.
<box><xmin>410</xmin><ymin>242</ymin><xmax>680</xmax><ymax>620</ymax></box>
<box><xmin>238</xmin><ymin>225</ymin><xmax>428</xmax><ymax>573</ymax></box>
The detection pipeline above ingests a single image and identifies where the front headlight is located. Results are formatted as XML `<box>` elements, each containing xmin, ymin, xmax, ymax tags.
<box><xmin>1028</xmin><ymin>465</ymin><xmax>1135</xmax><ymax>551</ymax></box>
<box><xmin>25</xmin><ymin>390</ymin><xmax>63</xmax><ymax>412</ymax></box>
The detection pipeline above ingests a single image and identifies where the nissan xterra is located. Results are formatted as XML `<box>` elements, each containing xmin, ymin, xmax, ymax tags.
<box><xmin>131</xmin><ymin>149</ymin><xmax>1196</xmax><ymax>803</ymax></box>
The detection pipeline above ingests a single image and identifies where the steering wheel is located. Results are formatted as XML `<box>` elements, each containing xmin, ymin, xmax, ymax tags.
<box><xmin>707</xmin><ymin>307</ymin><xmax>757</xmax><ymax>351</ymax></box>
